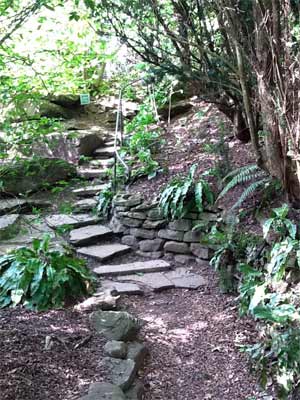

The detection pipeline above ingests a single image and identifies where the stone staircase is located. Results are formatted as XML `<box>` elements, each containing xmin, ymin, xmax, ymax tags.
<box><xmin>41</xmin><ymin>136</ymin><xmax>205</xmax><ymax>295</ymax></box>
<box><xmin>0</xmin><ymin>136</ymin><xmax>207</xmax><ymax>295</ymax></box>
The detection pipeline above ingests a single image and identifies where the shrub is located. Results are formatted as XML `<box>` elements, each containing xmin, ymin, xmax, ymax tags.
<box><xmin>0</xmin><ymin>235</ymin><xmax>94</xmax><ymax>310</ymax></box>
<box><xmin>159</xmin><ymin>164</ymin><xmax>214</xmax><ymax>219</ymax></box>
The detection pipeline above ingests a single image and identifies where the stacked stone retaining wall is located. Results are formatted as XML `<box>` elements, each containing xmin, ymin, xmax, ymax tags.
<box><xmin>109</xmin><ymin>193</ymin><xmax>220</xmax><ymax>262</ymax></box>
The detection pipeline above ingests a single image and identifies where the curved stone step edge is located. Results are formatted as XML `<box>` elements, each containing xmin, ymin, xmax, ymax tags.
<box><xmin>93</xmin><ymin>259</ymin><xmax>171</xmax><ymax>277</ymax></box>
<box><xmin>77</xmin><ymin>243</ymin><xmax>131</xmax><ymax>262</ymax></box>
<box><xmin>69</xmin><ymin>224</ymin><xmax>113</xmax><ymax>247</ymax></box>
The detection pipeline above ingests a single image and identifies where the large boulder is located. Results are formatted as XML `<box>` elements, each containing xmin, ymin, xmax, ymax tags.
<box><xmin>0</xmin><ymin>157</ymin><xmax>76</xmax><ymax>195</ymax></box>
<box><xmin>27</xmin><ymin>128</ymin><xmax>107</xmax><ymax>162</ymax></box>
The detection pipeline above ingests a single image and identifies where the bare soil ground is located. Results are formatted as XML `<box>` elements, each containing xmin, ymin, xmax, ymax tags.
<box><xmin>122</xmin><ymin>261</ymin><xmax>271</xmax><ymax>400</ymax></box>
<box><xmin>0</xmin><ymin>308</ymin><xmax>107</xmax><ymax>400</ymax></box>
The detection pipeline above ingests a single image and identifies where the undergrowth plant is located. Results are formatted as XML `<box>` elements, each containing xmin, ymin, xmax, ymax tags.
<box><xmin>159</xmin><ymin>164</ymin><xmax>214</xmax><ymax>220</ymax></box>
<box><xmin>0</xmin><ymin>235</ymin><xmax>94</xmax><ymax>310</ymax></box>
<box><xmin>218</xmin><ymin>164</ymin><xmax>278</xmax><ymax>210</ymax></box>
<box><xmin>97</xmin><ymin>184</ymin><xmax>114</xmax><ymax>219</ymax></box>
<box><xmin>234</xmin><ymin>204</ymin><xmax>300</xmax><ymax>398</ymax></box>
<box><xmin>123</xmin><ymin>102</ymin><xmax>163</xmax><ymax>181</ymax></box>
<box><xmin>206</xmin><ymin>217</ymin><xmax>261</xmax><ymax>293</ymax></box>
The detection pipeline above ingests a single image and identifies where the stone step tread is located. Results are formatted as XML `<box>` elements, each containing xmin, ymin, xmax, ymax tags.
<box><xmin>45</xmin><ymin>214</ymin><xmax>99</xmax><ymax>229</ymax></box>
<box><xmin>95</xmin><ymin>146</ymin><xmax>116</xmax><ymax>154</ymax></box>
<box><xmin>94</xmin><ymin>146</ymin><xmax>118</xmax><ymax>159</ymax></box>
<box><xmin>78</xmin><ymin>243</ymin><xmax>131</xmax><ymax>262</ymax></box>
<box><xmin>164</xmin><ymin>268</ymin><xmax>207</xmax><ymax>289</ymax></box>
<box><xmin>74</xmin><ymin>198</ymin><xmax>97</xmax><ymax>212</ymax></box>
<box><xmin>94</xmin><ymin>259</ymin><xmax>171</xmax><ymax>277</ymax></box>
<box><xmin>89</xmin><ymin>158</ymin><xmax>115</xmax><ymax>167</ymax></box>
<box><xmin>117</xmin><ymin>272</ymin><xmax>174</xmax><ymax>292</ymax></box>
<box><xmin>69</xmin><ymin>225</ymin><xmax>112</xmax><ymax>246</ymax></box>
<box><xmin>77</xmin><ymin>168</ymin><xmax>109</xmax><ymax>179</ymax></box>
<box><xmin>100</xmin><ymin>280</ymin><xmax>144</xmax><ymax>295</ymax></box>
<box><xmin>73</xmin><ymin>184</ymin><xmax>107</xmax><ymax>197</ymax></box>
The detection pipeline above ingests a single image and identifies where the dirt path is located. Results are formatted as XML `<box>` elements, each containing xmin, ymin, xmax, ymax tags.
<box><xmin>122</xmin><ymin>261</ymin><xmax>270</xmax><ymax>400</ymax></box>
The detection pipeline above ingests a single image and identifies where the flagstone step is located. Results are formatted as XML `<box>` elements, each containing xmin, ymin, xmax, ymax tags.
<box><xmin>93</xmin><ymin>259</ymin><xmax>171</xmax><ymax>277</ymax></box>
<box><xmin>69</xmin><ymin>225</ymin><xmax>112</xmax><ymax>246</ymax></box>
<box><xmin>100</xmin><ymin>280</ymin><xmax>144</xmax><ymax>295</ymax></box>
<box><xmin>77</xmin><ymin>168</ymin><xmax>109</xmax><ymax>180</ymax></box>
<box><xmin>94</xmin><ymin>146</ymin><xmax>116</xmax><ymax>159</ymax></box>
<box><xmin>118</xmin><ymin>272</ymin><xmax>174</xmax><ymax>292</ymax></box>
<box><xmin>77</xmin><ymin>243</ymin><xmax>131</xmax><ymax>262</ymax></box>
<box><xmin>74</xmin><ymin>198</ymin><xmax>97</xmax><ymax>213</ymax></box>
<box><xmin>45</xmin><ymin>214</ymin><xmax>99</xmax><ymax>229</ymax></box>
<box><xmin>89</xmin><ymin>158</ymin><xmax>115</xmax><ymax>168</ymax></box>
<box><xmin>73</xmin><ymin>184</ymin><xmax>107</xmax><ymax>197</ymax></box>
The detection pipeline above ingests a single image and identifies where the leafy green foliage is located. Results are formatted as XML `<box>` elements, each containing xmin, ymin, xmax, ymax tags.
<box><xmin>234</xmin><ymin>204</ymin><xmax>300</xmax><ymax>397</ymax></box>
<box><xmin>97</xmin><ymin>184</ymin><xmax>114</xmax><ymax>219</ymax></box>
<box><xmin>159</xmin><ymin>164</ymin><xmax>214</xmax><ymax>220</ymax></box>
<box><xmin>0</xmin><ymin>235</ymin><xmax>94</xmax><ymax>310</ymax></box>
<box><xmin>206</xmin><ymin>217</ymin><xmax>260</xmax><ymax>293</ymax></box>
<box><xmin>218</xmin><ymin>164</ymin><xmax>273</xmax><ymax>209</ymax></box>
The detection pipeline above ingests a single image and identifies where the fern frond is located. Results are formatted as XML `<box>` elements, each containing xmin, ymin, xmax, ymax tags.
<box><xmin>223</xmin><ymin>164</ymin><xmax>259</xmax><ymax>181</ymax></box>
<box><xmin>218</xmin><ymin>164</ymin><xmax>266</xmax><ymax>199</ymax></box>
<box><xmin>232</xmin><ymin>178</ymin><xmax>269</xmax><ymax>209</ymax></box>
<box><xmin>177</xmin><ymin>179</ymin><xmax>193</xmax><ymax>218</ymax></box>
<box><xmin>195</xmin><ymin>181</ymin><xmax>203</xmax><ymax>213</ymax></box>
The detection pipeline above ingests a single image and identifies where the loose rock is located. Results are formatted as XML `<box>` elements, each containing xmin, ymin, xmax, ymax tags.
<box><xmin>104</xmin><ymin>340</ymin><xmax>127</xmax><ymax>359</ymax></box>
<box><xmin>90</xmin><ymin>311</ymin><xmax>141</xmax><ymax>341</ymax></box>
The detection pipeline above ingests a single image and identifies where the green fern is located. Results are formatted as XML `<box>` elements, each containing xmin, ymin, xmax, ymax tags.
<box><xmin>159</xmin><ymin>164</ymin><xmax>214</xmax><ymax>219</ymax></box>
<box><xmin>97</xmin><ymin>184</ymin><xmax>114</xmax><ymax>219</ymax></box>
<box><xmin>218</xmin><ymin>164</ymin><xmax>270</xmax><ymax>209</ymax></box>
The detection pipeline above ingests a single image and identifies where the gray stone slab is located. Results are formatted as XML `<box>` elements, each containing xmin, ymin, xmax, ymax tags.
<box><xmin>143</xmin><ymin>219</ymin><xmax>166</xmax><ymax>229</ymax></box>
<box><xmin>77</xmin><ymin>167</ymin><xmax>108</xmax><ymax>179</ymax></box>
<box><xmin>0</xmin><ymin>214</ymin><xmax>20</xmax><ymax>240</ymax></box>
<box><xmin>158</xmin><ymin>229</ymin><xmax>184</xmax><ymax>241</ymax></box>
<box><xmin>90</xmin><ymin>311</ymin><xmax>141</xmax><ymax>341</ymax></box>
<box><xmin>169</xmin><ymin>274</ymin><xmax>207</xmax><ymax>289</ymax></box>
<box><xmin>46</xmin><ymin>214</ymin><xmax>98</xmax><ymax>229</ymax></box>
<box><xmin>69</xmin><ymin>224</ymin><xmax>112</xmax><ymax>246</ymax></box>
<box><xmin>120</xmin><ymin>217</ymin><xmax>143</xmax><ymax>228</ymax></box>
<box><xmin>104</xmin><ymin>340</ymin><xmax>127</xmax><ymax>359</ymax></box>
<box><xmin>118</xmin><ymin>272</ymin><xmax>174</xmax><ymax>292</ymax></box>
<box><xmin>84</xmin><ymin>382</ymin><xmax>126</xmax><ymax>400</ymax></box>
<box><xmin>139</xmin><ymin>239</ymin><xmax>164</xmax><ymax>252</ymax></box>
<box><xmin>94</xmin><ymin>146</ymin><xmax>116</xmax><ymax>158</ymax></box>
<box><xmin>94</xmin><ymin>259</ymin><xmax>171</xmax><ymax>276</ymax></box>
<box><xmin>73</xmin><ymin>184</ymin><xmax>107</xmax><ymax>197</ymax></box>
<box><xmin>190</xmin><ymin>243</ymin><xmax>210</xmax><ymax>259</ymax></box>
<box><xmin>121</xmin><ymin>235</ymin><xmax>139</xmax><ymax>249</ymax></box>
<box><xmin>78</xmin><ymin>244</ymin><xmax>130</xmax><ymax>261</ymax></box>
<box><xmin>183</xmin><ymin>230</ymin><xmax>202</xmax><ymax>242</ymax></box>
<box><xmin>0</xmin><ymin>199</ymin><xmax>26</xmax><ymax>214</ymax></box>
<box><xmin>127</xmin><ymin>342</ymin><xmax>148</xmax><ymax>369</ymax></box>
<box><xmin>74</xmin><ymin>198</ymin><xmax>97</xmax><ymax>212</ymax></box>
<box><xmin>101</xmin><ymin>280</ymin><xmax>144</xmax><ymax>295</ymax></box>
<box><xmin>130</xmin><ymin>228</ymin><xmax>156</xmax><ymax>239</ymax></box>
<box><xmin>163</xmin><ymin>241</ymin><xmax>190</xmax><ymax>254</ymax></box>
<box><xmin>168</xmin><ymin>219</ymin><xmax>192</xmax><ymax>232</ymax></box>
<box><xmin>103</xmin><ymin>357</ymin><xmax>137</xmax><ymax>391</ymax></box>
<box><xmin>0</xmin><ymin>199</ymin><xmax>51</xmax><ymax>215</ymax></box>
<box><xmin>164</xmin><ymin>268</ymin><xmax>207</xmax><ymax>289</ymax></box>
